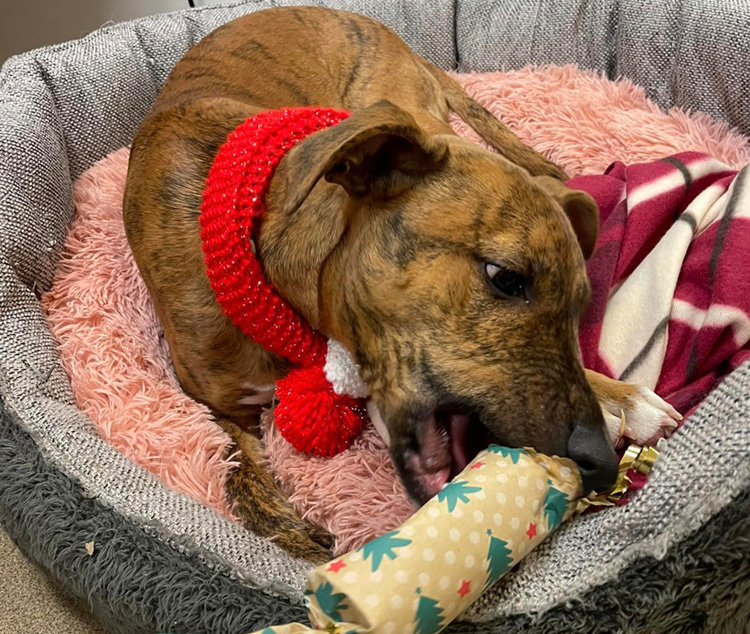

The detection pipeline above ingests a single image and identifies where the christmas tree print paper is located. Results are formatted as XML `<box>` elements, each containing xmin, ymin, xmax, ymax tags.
<box><xmin>245</xmin><ymin>446</ymin><xmax>581</xmax><ymax>634</ymax></box>
<box><xmin>413</xmin><ymin>593</ymin><xmax>445</xmax><ymax>634</ymax></box>
<box><xmin>483</xmin><ymin>533</ymin><xmax>513</xmax><ymax>589</ymax></box>
<box><xmin>543</xmin><ymin>481</ymin><xmax>571</xmax><ymax>530</ymax></box>
<box><xmin>360</xmin><ymin>530</ymin><xmax>413</xmax><ymax>572</ymax></box>
<box><xmin>436</xmin><ymin>480</ymin><xmax>482</xmax><ymax>512</ymax></box>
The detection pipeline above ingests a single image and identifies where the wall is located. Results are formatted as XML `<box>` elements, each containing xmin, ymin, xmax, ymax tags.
<box><xmin>0</xmin><ymin>0</ymin><xmax>231</xmax><ymax>64</ymax></box>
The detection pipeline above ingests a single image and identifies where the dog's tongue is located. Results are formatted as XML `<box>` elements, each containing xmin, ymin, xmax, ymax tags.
<box><xmin>411</xmin><ymin>413</ymin><xmax>451</xmax><ymax>498</ymax></box>
<box><xmin>411</xmin><ymin>412</ymin><xmax>472</xmax><ymax>499</ymax></box>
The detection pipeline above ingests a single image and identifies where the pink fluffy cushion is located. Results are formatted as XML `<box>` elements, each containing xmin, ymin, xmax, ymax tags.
<box><xmin>42</xmin><ymin>66</ymin><xmax>750</xmax><ymax>555</ymax></box>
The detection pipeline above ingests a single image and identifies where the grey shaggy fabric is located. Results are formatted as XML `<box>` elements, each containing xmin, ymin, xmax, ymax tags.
<box><xmin>3</xmin><ymin>390</ymin><xmax>748</xmax><ymax>634</ymax></box>
<box><xmin>0</xmin><ymin>398</ymin><xmax>309</xmax><ymax>634</ymax></box>
<box><xmin>0</xmin><ymin>1</ymin><xmax>749</xmax><ymax>633</ymax></box>
<box><xmin>456</xmin><ymin>0</ymin><xmax>750</xmax><ymax>137</ymax></box>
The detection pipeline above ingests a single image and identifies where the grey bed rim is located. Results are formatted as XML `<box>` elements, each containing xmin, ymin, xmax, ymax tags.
<box><xmin>2</xmin><ymin>398</ymin><xmax>748</xmax><ymax>634</ymax></box>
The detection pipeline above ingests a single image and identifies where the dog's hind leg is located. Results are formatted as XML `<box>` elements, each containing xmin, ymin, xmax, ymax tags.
<box><xmin>418</xmin><ymin>56</ymin><xmax>568</xmax><ymax>180</ymax></box>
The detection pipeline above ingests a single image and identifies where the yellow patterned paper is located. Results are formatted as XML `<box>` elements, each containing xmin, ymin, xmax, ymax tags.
<box><xmin>247</xmin><ymin>446</ymin><xmax>582</xmax><ymax>634</ymax></box>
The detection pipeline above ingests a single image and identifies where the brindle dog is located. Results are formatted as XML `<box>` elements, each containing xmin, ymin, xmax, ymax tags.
<box><xmin>124</xmin><ymin>7</ymin><xmax>679</xmax><ymax>562</ymax></box>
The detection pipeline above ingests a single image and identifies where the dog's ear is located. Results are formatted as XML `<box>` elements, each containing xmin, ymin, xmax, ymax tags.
<box><xmin>282</xmin><ymin>100</ymin><xmax>448</xmax><ymax>215</ymax></box>
<box><xmin>533</xmin><ymin>175</ymin><xmax>599</xmax><ymax>259</ymax></box>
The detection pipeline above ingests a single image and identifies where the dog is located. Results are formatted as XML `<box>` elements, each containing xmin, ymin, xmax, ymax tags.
<box><xmin>123</xmin><ymin>6</ymin><xmax>680</xmax><ymax>562</ymax></box>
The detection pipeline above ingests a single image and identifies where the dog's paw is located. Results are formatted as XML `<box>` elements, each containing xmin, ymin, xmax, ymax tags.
<box><xmin>600</xmin><ymin>386</ymin><xmax>682</xmax><ymax>447</ymax></box>
<box><xmin>587</xmin><ymin>370</ymin><xmax>682</xmax><ymax>447</ymax></box>
<box><xmin>273</xmin><ymin>521</ymin><xmax>334</xmax><ymax>564</ymax></box>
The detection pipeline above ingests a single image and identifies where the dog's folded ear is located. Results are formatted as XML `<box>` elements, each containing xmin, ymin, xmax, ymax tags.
<box><xmin>533</xmin><ymin>175</ymin><xmax>600</xmax><ymax>260</ymax></box>
<box><xmin>282</xmin><ymin>100</ymin><xmax>448</xmax><ymax>215</ymax></box>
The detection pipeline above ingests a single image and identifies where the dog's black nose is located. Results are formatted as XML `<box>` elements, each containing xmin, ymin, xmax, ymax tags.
<box><xmin>566</xmin><ymin>423</ymin><xmax>619</xmax><ymax>494</ymax></box>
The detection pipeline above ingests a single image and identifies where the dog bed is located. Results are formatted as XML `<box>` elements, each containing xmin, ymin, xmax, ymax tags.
<box><xmin>42</xmin><ymin>65</ymin><xmax>750</xmax><ymax>558</ymax></box>
<box><xmin>1</xmin><ymin>2</ymin><xmax>749</xmax><ymax>633</ymax></box>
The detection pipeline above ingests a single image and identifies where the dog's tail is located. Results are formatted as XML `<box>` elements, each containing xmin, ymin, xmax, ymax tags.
<box><xmin>420</xmin><ymin>57</ymin><xmax>567</xmax><ymax>180</ymax></box>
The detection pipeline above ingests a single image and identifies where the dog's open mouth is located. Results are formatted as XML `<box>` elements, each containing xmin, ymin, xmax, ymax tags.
<box><xmin>407</xmin><ymin>406</ymin><xmax>498</xmax><ymax>501</ymax></box>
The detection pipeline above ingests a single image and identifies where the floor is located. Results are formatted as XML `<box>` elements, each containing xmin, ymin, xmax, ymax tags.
<box><xmin>0</xmin><ymin>0</ymin><xmax>227</xmax><ymax>64</ymax></box>
<box><xmin>0</xmin><ymin>528</ymin><xmax>107</xmax><ymax>634</ymax></box>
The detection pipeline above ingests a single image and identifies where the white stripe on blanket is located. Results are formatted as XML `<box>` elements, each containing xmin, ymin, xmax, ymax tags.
<box><xmin>671</xmin><ymin>300</ymin><xmax>750</xmax><ymax>346</ymax></box>
<box><xmin>599</xmin><ymin>180</ymin><xmax>732</xmax><ymax>388</ymax></box>
<box><xmin>627</xmin><ymin>156</ymin><xmax>726</xmax><ymax>211</ymax></box>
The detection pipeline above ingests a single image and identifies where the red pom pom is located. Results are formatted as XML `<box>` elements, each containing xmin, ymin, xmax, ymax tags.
<box><xmin>274</xmin><ymin>364</ymin><xmax>366</xmax><ymax>457</ymax></box>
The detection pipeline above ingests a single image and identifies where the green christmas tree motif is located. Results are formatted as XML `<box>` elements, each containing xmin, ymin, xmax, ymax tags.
<box><xmin>436</xmin><ymin>480</ymin><xmax>482</xmax><ymax>512</ymax></box>
<box><xmin>484</xmin><ymin>530</ymin><xmax>514</xmax><ymax>589</ymax></box>
<box><xmin>486</xmin><ymin>445</ymin><xmax>526</xmax><ymax>464</ymax></box>
<box><xmin>359</xmin><ymin>530</ymin><xmax>412</xmax><ymax>572</ymax></box>
<box><xmin>413</xmin><ymin>592</ymin><xmax>446</xmax><ymax>634</ymax></box>
<box><xmin>312</xmin><ymin>581</ymin><xmax>349</xmax><ymax>622</ymax></box>
<box><xmin>261</xmin><ymin>629</ymin><xmax>276</xmax><ymax>634</ymax></box>
<box><xmin>543</xmin><ymin>480</ymin><xmax>570</xmax><ymax>530</ymax></box>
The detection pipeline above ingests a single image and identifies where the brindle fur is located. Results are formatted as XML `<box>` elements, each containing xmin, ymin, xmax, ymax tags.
<box><xmin>124</xmin><ymin>7</ymin><xmax>626</xmax><ymax>562</ymax></box>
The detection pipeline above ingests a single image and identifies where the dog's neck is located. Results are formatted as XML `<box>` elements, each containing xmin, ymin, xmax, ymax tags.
<box><xmin>201</xmin><ymin>107</ymin><xmax>353</xmax><ymax>346</ymax></box>
<box><xmin>259</xmin><ymin>133</ymin><xmax>351</xmax><ymax>333</ymax></box>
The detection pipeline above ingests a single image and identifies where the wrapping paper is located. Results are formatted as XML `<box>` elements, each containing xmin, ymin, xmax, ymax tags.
<box><xmin>248</xmin><ymin>446</ymin><xmax>582</xmax><ymax>634</ymax></box>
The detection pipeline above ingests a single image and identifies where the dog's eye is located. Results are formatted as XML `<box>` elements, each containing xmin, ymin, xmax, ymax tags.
<box><xmin>484</xmin><ymin>262</ymin><xmax>529</xmax><ymax>301</ymax></box>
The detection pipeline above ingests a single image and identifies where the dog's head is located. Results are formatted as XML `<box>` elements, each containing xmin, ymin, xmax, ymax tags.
<box><xmin>262</xmin><ymin>101</ymin><xmax>617</xmax><ymax>502</ymax></box>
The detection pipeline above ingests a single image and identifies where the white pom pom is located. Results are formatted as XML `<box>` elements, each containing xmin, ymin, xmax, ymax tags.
<box><xmin>324</xmin><ymin>339</ymin><xmax>369</xmax><ymax>398</ymax></box>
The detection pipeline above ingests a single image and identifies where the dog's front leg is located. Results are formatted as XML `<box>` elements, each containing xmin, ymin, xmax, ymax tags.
<box><xmin>219</xmin><ymin>417</ymin><xmax>332</xmax><ymax>563</ymax></box>
<box><xmin>585</xmin><ymin>370</ymin><xmax>682</xmax><ymax>446</ymax></box>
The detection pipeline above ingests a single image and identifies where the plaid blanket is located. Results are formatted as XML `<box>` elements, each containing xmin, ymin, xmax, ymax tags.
<box><xmin>572</xmin><ymin>153</ymin><xmax>750</xmax><ymax>418</ymax></box>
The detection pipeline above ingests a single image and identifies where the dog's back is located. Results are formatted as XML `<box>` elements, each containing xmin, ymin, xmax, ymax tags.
<box><xmin>150</xmin><ymin>8</ymin><xmax>446</xmax><ymax>132</ymax></box>
<box><xmin>145</xmin><ymin>7</ymin><xmax>565</xmax><ymax>179</ymax></box>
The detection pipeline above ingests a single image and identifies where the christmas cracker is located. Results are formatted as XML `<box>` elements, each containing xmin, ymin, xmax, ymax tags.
<box><xmin>246</xmin><ymin>446</ymin><xmax>582</xmax><ymax>634</ymax></box>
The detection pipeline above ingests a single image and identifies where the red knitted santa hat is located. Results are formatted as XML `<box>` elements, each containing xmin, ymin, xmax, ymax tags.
<box><xmin>200</xmin><ymin>107</ymin><xmax>369</xmax><ymax>457</ymax></box>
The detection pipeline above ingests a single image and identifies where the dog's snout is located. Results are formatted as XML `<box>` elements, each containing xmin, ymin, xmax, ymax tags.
<box><xmin>566</xmin><ymin>422</ymin><xmax>618</xmax><ymax>494</ymax></box>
